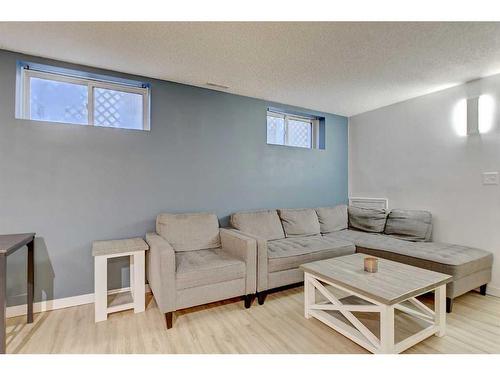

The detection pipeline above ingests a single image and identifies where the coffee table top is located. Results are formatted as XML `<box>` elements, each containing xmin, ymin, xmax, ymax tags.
<box><xmin>300</xmin><ymin>253</ymin><xmax>452</xmax><ymax>305</ymax></box>
<box><xmin>0</xmin><ymin>233</ymin><xmax>35</xmax><ymax>255</ymax></box>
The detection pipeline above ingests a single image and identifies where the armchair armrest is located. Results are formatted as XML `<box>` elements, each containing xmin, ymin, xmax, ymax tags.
<box><xmin>222</xmin><ymin>229</ymin><xmax>268</xmax><ymax>292</ymax></box>
<box><xmin>220</xmin><ymin>228</ymin><xmax>257</xmax><ymax>294</ymax></box>
<box><xmin>145</xmin><ymin>232</ymin><xmax>176</xmax><ymax>313</ymax></box>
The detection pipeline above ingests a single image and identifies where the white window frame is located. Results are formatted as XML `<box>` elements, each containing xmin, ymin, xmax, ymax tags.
<box><xmin>267</xmin><ymin>110</ymin><xmax>319</xmax><ymax>149</ymax></box>
<box><xmin>20</xmin><ymin>68</ymin><xmax>150</xmax><ymax>131</ymax></box>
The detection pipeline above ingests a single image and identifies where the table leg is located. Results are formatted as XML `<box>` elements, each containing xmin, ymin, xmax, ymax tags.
<box><xmin>94</xmin><ymin>256</ymin><xmax>108</xmax><ymax>322</ymax></box>
<box><xmin>133</xmin><ymin>251</ymin><xmax>145</xmax><ymax>314</ymax></box>
<box><xmin>129</xmin><ymin>255</ymin><xmax>135</xmax><ymax>300</ymax></box>
<box><xmin>435</xmin><ymin>284</ymin><xmax>446</xmax><ymax>337</ymax></box>
<box><xmin>380</xmin><ymin>305</ymin><xmax>395</xmax><ymax>354</ymax></box>
<box><xmin>27</xmin><ymin>239</ymin><xmax>34</xmax><ymax>324</ymax></box>
<box><xmin>304</xmin><ymin>273</ymin><xmax>315</xmax><ymax>319</ymax></box>
<box><xmin>0</xmin><ymin>254</ymin><xmax>6</xmax><ymax>354</ymax></box>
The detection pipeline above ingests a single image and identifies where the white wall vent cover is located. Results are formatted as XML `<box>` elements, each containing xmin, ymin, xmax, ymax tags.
<box><xmin>349</xmin><ymin>197</ymin><xmax>388</xmax><ymax>210</ymax></box>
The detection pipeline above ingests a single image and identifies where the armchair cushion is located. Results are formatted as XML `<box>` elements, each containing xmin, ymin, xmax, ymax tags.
<box><xmin>156</xmin><ymin>212</ymin><xmax>221</xmax><ymax>252</ymax></box>
<box><xmin>348</xmin><ymin>206</ymin><xmax>388</xmax><ymax>233</ymax></box>
<box><xmin>230</xmin><ymin>209</ymin><xmax>285</xmax><ymax>241</ymax></box>
<box><xmin>278</xmin><ymin>208</ymin><xmax>320</xmax><ymax>237</ymax></box>
<box><xmin>175</xmin><ymin>248</ymin><xmax>246</xmax><ymax>290</ymax></box>
<box><xmin>384</xmin><ymin>209</ymin><xmax>433</xmax><ymax>241</ymax></box>
<box><xmin>315</xmin><ymin>205</ymin><xmax>348</xmax><ymax>233</ymax></box>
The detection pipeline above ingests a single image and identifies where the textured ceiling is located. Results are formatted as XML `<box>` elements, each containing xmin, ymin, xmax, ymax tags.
<box><xmin>1</xmin><ymin>22</ymin><xmax>500</xmax><ymax>116</ymax></box>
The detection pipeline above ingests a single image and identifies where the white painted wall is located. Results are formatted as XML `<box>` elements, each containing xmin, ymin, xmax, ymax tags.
<box><xmin>349</xmin><ymin>73</ymin><xmax>500</xmax><ymax>296</ymax></box>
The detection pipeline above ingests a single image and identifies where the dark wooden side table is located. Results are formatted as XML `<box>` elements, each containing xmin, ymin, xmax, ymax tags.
<box><xmin>0</xmin><ymin>233</ymin><xmax>35</xmax><ymax>354</ymax></box>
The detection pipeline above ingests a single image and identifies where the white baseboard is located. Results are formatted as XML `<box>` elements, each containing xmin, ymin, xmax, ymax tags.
<box><xmin>6</xmin><ymin>284</ymin><xmax>151</xmax><ymax>319</ymax></box>
<box><xmin>6</xmin><ymin>283</ymin><xmax>498</xmax><ymax>319</ymax></box>
<box><xmin>485</xmin><ymin>284</ymin><xmax>500</xmax><ymax>298</ymax></box>
<box><xmin>6</xmin><ymin>292</ymin><xmax>94</xmax><ymax>319</ymax></box>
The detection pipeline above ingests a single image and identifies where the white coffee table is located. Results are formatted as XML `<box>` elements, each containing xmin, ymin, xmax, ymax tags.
<box><xmin>300</xmin><ymin>253</ymin><xmax>451</xmax><ymax>354</ymax></box>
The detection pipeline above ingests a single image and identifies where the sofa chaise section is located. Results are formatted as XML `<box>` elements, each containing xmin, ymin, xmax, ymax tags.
<box><xmin>326</xmin><ymin>229</ymin><xmax>492</xmax><ymax>311</ymax></box>
<box><xmin>325</xmin><ymin>207</ymin><xmax>493</xmax><ymax>312</ymax></box>
<box><xmin>146</xmin><ymin>212</ymin><xmax>256</xmax><ymax>329</ymax></box>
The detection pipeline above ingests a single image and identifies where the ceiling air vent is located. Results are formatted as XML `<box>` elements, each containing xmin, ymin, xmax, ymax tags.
<box><xmin>206</xmin><ymin>82</ymin><xmax>229</xmax><ymax>90</ymax></box>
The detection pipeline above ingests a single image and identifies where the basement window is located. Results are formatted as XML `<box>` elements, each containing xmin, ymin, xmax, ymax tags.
<box><xmin>16</xmin><ymin>61</ymin><xmax>151</xmax><ymax>131</ymax></box>
<box><xmin>266</xmin><ymin>110</ymin><xmax>321</xmax><ymax>149</ymax></box>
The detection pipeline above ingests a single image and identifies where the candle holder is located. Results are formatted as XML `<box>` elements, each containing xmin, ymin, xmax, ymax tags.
<box><xmin>364</xmin><ymin>257</ymin><xmax>378</xmax><ymax>273</ymax></box>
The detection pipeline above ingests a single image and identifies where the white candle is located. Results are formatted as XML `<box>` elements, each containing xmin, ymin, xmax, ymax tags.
<box><xmin>364</xmin><ymin>257</ymin><xmax>378</xmax><ymax>273</ymax></box>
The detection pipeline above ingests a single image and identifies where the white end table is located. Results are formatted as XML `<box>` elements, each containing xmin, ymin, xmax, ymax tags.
<box><xmin>92</xmin><ymin>237</ymin><xmax>149</xmax><ymax>323</ymax></box>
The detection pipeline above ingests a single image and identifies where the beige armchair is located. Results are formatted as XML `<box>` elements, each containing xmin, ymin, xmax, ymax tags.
<box><xmin>146</xmin><ymin>212</ymin><xmax>256</xmax><ymax>329</ymax></box>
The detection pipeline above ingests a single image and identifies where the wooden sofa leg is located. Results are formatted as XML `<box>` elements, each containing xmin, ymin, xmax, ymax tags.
<box><xmin>165</xmin><ymin>312</ymin><xmax>173</xmax><ymax>329</ymax></box>
<box><xmin>244</xmin><ymin>294</ymin><xmax>254</xmax><ymax>309</ymax></box>
<box><xmin>257</xmin><ymin>292</ymin><xmax>267</xmax><ymax>305</ymax></box>
<box><xmin>480</xmin><ymin>284</ymin><xmax>487</xmax><ymax>296</ymax></box>
<box><xmin>446</xmin><ymin>298</ymin><xmax>453</xmax><ymax>313</ymax></box>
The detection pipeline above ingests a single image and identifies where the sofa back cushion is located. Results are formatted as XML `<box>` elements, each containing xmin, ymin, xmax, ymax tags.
<box><xmin>315</xmin><ymin>205</ymin><xmax>348</xmax><ymax>233</ymax></box>
<box><xmin>156</xmin><ymin>212</ymin><xmax>221</xmax><ymax>252</ymax></box>
<box><xmin>278</xmin><ymin>208</ymin><xmax>321</xmax><ymax>237</ymax></box>
<box><xmin>384</xmin><ymin>209</ymin><xmax>432</xmax><ymax>242</ymax></box>
<box><xmin>230</xmin><ymin>210</ymin><xmax>285</xmax><ymax>240</ymax></box>
<box><xmin>348</xmin><ymin>206</ymin><xmax>388</xmax><ymax>233</ymax></box>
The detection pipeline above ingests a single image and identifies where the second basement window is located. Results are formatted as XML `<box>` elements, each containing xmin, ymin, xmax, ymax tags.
<box><xmin>266</xmin><ymin>110</ymin><xmax>319</xmax><ymax>149</ymax></box>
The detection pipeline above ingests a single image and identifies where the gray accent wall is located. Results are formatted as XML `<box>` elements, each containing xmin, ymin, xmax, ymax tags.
<box><xmin>0</xmin><ymin>49</ymin><xmax>348</xmax><ymax>306</ymax></box>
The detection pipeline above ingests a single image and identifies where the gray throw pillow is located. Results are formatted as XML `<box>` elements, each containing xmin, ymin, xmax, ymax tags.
<box><xmin>278</xmin><ymin>208</ymin><xmax>321</xmax><ymax>237</ymax></box>
<box><xmin>384</xmin><ymin>209</ymin><xmax>432</xmax><ymax>242</ymax></box>
<box><xmin>230</xmin><ymin>209</ymin><xmax>285</xmax><ymax>241</ymax></box>
<box><xmin>315</xmin><ymin>205</ymin><xmax>348</xmax><ymax>233</ymax></box>
<box><xmin>348</xmin><ymin>206</ymin><xmax>388</xmax><ymax>233</ymax></box>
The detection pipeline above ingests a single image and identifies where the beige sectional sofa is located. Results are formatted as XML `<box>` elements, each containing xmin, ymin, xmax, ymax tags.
<box><xmin>229</xmin><ymin>205</ymin><xmax>493</xmax><ymax>312</ymax></box>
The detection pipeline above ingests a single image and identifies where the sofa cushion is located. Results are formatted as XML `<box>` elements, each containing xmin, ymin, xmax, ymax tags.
<box><xmin>175</xmin><ymin>248</ymin><xmax>246</xmax><ymax>290</ymax></box>
<box><xmin>230</xmin><ymin>210</ymin><xmax>285</xmax><ymax>241</ymax></box>
<box><xmin>267</xmin><ymin>235</ymin><xmax>355</xmax><ymax>272</ymax></box>
<box><xmin>325</xmin><ymin>228</ymin><xmax>380</xmax><ymax>245</ymax></box>
<box><xmin>156</xmin><ymin>212</ymin><xmax>221</xmax><ymax>252</ymax></box>
<box><xmin>348</xmin><ymin>206</ymin><xmax>388</xmax><ymax>233</ymax></box>
<box><xmin>316</xmin><ymin>205</ymin><xmax>348</xmax><ymax>233</ymax></box>
<box><xmin>325</xmin><ymin>229</ymin><xmax>493</xmax><ymax>278</ymax></box>
<box><xmin>385</xmin><ymin>209</ymin><xmax>432</xmax><ymax>241</ymax></box>
<box><xmin>278</xmin><ymin>208</ymin><xmax>321</xmax><ymax>237</ymax></box>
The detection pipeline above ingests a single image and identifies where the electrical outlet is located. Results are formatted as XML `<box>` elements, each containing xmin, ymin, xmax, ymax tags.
<box><xmin>482</xmin><ymin>172</ymin><xmax>499</xmax><ymax>185</ymax></box>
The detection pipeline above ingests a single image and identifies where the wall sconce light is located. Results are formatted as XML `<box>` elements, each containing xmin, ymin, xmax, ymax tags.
<box><xmin>467</xmin><ymin>96</ymin><xmax>479</xmax><ymax>135</ymax></box>
<box><xmin>466</xmin><ymin>95</ymin><xmax>495</xmax><ymax>135</ymax></box>
<box><xmin>479</xmin><ymin>95</ymin><xmax>495</xmax><ymax>134</ymax></box>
